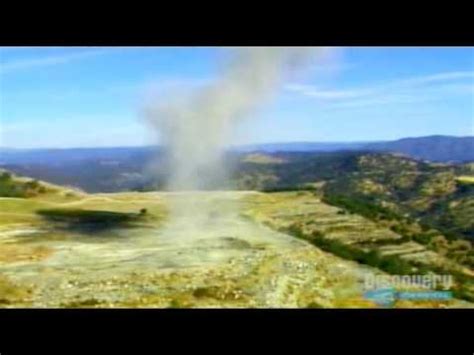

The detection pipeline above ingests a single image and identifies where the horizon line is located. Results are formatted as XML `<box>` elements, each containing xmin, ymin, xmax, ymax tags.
<box><xmin>0</xmin><ymin>134</ymin><xmax>473</xmax><ymax>151</ymax></box>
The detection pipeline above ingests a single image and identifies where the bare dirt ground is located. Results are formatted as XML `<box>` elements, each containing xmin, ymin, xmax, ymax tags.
<box><xmin>0</xmin><ymin>191</ymin><xmax>471</xmax><ymax>308</ymax></box>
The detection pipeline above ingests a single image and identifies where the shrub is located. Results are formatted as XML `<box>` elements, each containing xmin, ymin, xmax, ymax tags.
<box><xmin>0</xmin><ymin>172</ymin><xmax>12</xmax><ymax>181</ymax></box>
<box><xmin>322</xmin><ymin>194</ymin><xmax>402</xmax><ymax>222</ymax></box>
<box><xmin>284</xmin><ymin>223</ymin><xmax>416</xmax><ymax>276</ymax></box>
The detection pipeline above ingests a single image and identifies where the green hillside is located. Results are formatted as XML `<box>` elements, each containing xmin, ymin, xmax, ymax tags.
<box><xmin>234</xmin><ymin>152</ymin><xmax>473</xmax><ymax>241</ymax></box>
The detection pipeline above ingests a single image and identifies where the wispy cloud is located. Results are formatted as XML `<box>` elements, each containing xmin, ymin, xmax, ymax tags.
<box><xmin>393</xmin><ymin>71</ymin><xmax>474</xmax><ymax>87</ymax></box>
<box><xmin>286</xmin><ymin>84</ymin><xmax>372</xmax><ymax>100</ymax></box>
<box><xmin>286</xmin><ymin>70</ymin><xmax>474</xmax><ymax>109</ymax></box>
<box><xmin>0</xmin><ymin>48</ymin><xmax>118</xmax><ymax>75</ymax></box>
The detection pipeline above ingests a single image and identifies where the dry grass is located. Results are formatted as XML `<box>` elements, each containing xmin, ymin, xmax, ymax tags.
<box><xmin>456</xmin><ymin>175</ymin><xmax>474</xmax><ymax>184</ymax></box>
<box><xmin>0</xmin><ymin>275</ymin><xmax>33</xmax><ymax>305</ymax></box>
<box><xmin>0</xmin><ymin>190</ymin><xmax>471</xmax><ymax>308</ymax></box>
<box><xmin>0</xmin><ymin>244</ymin><xmax>53</xmax><ymax>263</ymax></box>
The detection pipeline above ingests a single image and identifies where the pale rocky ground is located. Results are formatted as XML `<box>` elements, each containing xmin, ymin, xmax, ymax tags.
<box><xmin>245</xmin><ymin>191</ymin><xmax>474</xmax><ymax>277</ymax></box>
<box><xmin>0</xmin><ymin>191</ymin><xmax>471</xmax><ymax>308</ymax></box>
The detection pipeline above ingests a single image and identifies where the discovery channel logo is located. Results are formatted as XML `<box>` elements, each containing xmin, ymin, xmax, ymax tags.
<box><xmin>363</xmin><ymin>274</ymin><xmax>453</xmax><ymax>307</ymax></box>
<box><xmin>364</xmin><ymin>288</ymin><xmax>397</xmax><ymax>306</ymax></box>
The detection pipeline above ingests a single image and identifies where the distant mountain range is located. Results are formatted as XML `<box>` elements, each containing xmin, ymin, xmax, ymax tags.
<box><xmin>1</xmin><ymin>135</ymin><xmax>473</xmax><ymax>165</ymax></box>
<box><xmin>235</xmin><ymin>141</ymin><xmax>368</xmax><ymax>153</ymax></box>
<box><xmin>0</xmin><ymin>146</ymin><xmax>158</xmax><ymax>166</ymax></box>
<box><xmin>364</xmin><ymin>135</ymin><xmax>474</xmax><ymax>163</ymax></box>
<box><xmin>239</xmin><ymin>135</ymin><xmax>474</xmax><ymax>162</ymax></box>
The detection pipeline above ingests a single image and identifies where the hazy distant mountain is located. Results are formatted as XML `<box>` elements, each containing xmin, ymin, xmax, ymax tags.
<box><xmin>1</xmin><ymin>136</ymin><xmax>472</xmax><ymax>165</ymax></box>
<box><xmin>364</xmin><ymin>135</ymin><xmax>474</xmax><ymax>163</ymax></box>
<box><xmin>0</xmin><ymin>146</ymin><xmax>158</xmax><ymax>166</ymax></box>
<box><xmin>236</xmin><ymin>142</ymin><xmax>368</xmax><ymax>153</ymax></box>
<box><xmin>240</xmin><ymin>135</ymin><xmax>474</xmax><ymax>163</ymax></box>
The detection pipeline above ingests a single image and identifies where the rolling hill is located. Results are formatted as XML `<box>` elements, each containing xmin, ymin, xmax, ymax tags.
<box><xmin>1</xmin><ymin>136</ymin><xmax>472</xmax><ymax>193</ymax></box>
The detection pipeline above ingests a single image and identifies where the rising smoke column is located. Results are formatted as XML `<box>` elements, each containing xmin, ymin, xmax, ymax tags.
<box><xmin>144</xmin><ymin>47</ymin><xmax>326</xmax><ymax>192</ymax></box>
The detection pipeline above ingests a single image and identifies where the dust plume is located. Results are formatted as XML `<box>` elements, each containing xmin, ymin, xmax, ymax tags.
<box><xmin>143</xmin><ymin>47</ymin><xmax>328</xmax><ymax>232</ymax></box>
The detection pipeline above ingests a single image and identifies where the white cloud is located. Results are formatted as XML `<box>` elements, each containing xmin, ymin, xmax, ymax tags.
<box><xmin>392</xmin><ymin>71</ymin><xmax>474</xmax><ymax>87</ymax></box>
<box><xmin>286</xmin><ymin>70</ymin><xmax>474</xmax><ymax>109</ymax></box>
<box><xmin>286</xmin><ymin>84</ymin><xmax>372</xmax><ymax>100</ymax></box>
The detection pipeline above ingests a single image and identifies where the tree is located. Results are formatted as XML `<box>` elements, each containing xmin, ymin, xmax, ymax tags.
<box><xmin>0</xmin><ymin>172</ymin><xmax>12</xmax><ymax>181</ymax></box>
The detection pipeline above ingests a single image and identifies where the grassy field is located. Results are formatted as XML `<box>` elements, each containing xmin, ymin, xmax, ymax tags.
<box><xmin>457</xmin><ymin>176</ymin><xmax>474</xmax><ymax>184</ymax></box>
<box><xmin>0</xmin><ymin>187</ymin><xmax>471</xmax><ymax>308</ymax></box>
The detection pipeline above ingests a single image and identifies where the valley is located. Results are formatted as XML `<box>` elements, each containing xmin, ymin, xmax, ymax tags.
<box><xmin>0</xmin><ymin>147</ymin><xmax>472</xmax><ymax>308</ymax></box>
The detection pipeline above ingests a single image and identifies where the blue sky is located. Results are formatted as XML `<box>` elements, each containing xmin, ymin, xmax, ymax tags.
<box><xmin>0</xmin><ymin>47</ymin><xmax>472</xmax><ymax>148</ymax></box>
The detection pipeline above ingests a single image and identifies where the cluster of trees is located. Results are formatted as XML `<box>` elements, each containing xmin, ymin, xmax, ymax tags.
<box><xmin>321</xmin><ymin>194</ymin><xmax>404</xmax><ymax>222</ymax></box>
<box><xmin>262</xmin><ymin>186</ymin><xmax>317</xmax><ymax>193</ymax></box>
<box><xmin>0</xmin><ymin>172</ymin><xmax>46</xmax><ymax>197</ymax></box>
<box><xmin>283</xmin><ymin>223</ymin><xmax>474</xmax><ymax>302</ymax></box>
<box><xmin>322</xmin><ymin>161</ymin><xmax>474</xmax><ymax>242</ymax></box>
<box><xmin>323</xmin><ymin>191</ymin><xmax>474</xmax><ymax>270</ymax></box>
<box><xmin>285</xmin><ymin>224</ymin><xmax>414</xmax><ymax>275</ymax></box>
<box><xmin>422</xmin><ymin>199</ymin><xmax>474</xmax><ymax>240</ymax></box>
